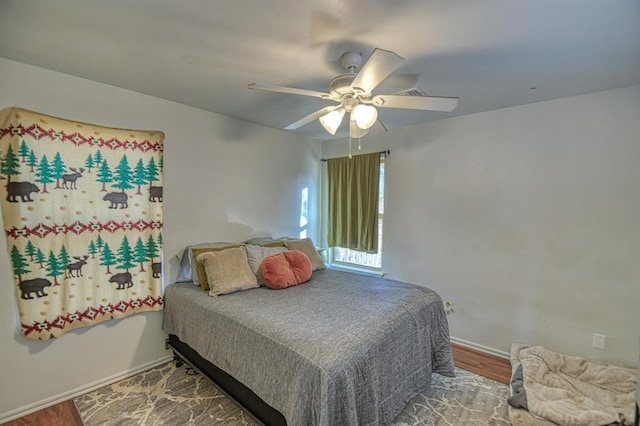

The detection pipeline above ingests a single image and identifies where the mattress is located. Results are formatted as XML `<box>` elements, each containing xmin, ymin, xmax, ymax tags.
<box><xmin>163</xmin><ymin>268</ymin><xmax>455</xmax><ymax>425</ymax></box>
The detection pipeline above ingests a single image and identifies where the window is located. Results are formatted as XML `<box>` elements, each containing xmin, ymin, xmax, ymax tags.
<box><xmin>299</xmin><ymin>187</ymin><xmax>308</xmax><ymax>239</ymax></box>
<box><xmin>331</xmin><ymin>159</ymin><xmax>385</xmax><ymax>270</ymax></box>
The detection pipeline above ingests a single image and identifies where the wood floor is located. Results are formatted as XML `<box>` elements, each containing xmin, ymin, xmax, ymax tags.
<box><xmin>3</xmin><ymin>342</ymin><xmax>511</xmax><ymax>425</ymax></box>
<box><xmin>3</xmin><ymin>400</ymin><xmax>83</xmax><ymax>426</ymax></box>
<box><xmin>451</xmin><ymin>342</ymin><xmax>512</xmax><ymax>384</ymax></box>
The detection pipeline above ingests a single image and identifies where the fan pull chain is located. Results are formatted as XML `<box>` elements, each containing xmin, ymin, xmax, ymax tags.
<box><xmin>348</xmin><ymin>134</ymin><xmax>352</xmax><ymax>159</ymax></box>
<box><xmin>358</xmin><ymin>136</ymin><xmax>362</xmax><ymax>151</ymax></box>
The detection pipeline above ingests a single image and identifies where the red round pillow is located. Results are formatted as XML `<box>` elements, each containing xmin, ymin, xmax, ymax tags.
<box><xmin>259</xmin><ymin>250</ymin><xmax>312</xmax><ymax>289</ymax></box>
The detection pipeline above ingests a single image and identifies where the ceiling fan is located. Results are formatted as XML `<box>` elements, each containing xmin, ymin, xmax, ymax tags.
<box><xmin>248</xmin><ymin>48</ymin><xmax>459</xmax><ymax>138</ymax></box>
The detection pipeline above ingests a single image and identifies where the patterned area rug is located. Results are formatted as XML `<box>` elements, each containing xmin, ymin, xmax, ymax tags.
<box><xmin>74</xmin><ymin>362</ymin><xmax>509</xmax><ymax>425</ymax></box>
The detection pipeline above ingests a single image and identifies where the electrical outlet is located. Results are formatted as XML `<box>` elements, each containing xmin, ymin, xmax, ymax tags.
<box><xmin>592</xmin><ymin>333</ymin><xmax>606</xmax><ymax>350</ymax></box>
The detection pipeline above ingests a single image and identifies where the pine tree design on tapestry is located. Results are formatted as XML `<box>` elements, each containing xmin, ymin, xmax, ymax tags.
<box><xmin>0</xmin><ymin>108</ymin><xmax>164</xmax><ymax>339</ymax></box>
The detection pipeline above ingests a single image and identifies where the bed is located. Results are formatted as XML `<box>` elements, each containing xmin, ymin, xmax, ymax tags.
<box><xmin>163</xmin><ymin>264</ymin><xmax>455</xmax><ymax>426</ymax></box>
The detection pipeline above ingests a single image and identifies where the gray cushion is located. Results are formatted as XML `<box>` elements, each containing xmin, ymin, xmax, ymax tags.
<box><xmin>245</xmin><ymin>244</ymin><xmax>287</xmax><ymax>284</ymax></box>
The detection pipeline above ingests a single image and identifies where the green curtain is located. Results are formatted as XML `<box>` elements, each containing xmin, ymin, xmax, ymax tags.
<box><xmin>327</xmin><ymin>152</ymin><xmax>380</xmax><ymax>253</ymax></box>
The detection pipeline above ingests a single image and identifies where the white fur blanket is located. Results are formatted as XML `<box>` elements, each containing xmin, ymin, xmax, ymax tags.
<box><xmin>520</xmin><ymin>346</ymin><xmax>637</xmax><ymax>426</ymax></box>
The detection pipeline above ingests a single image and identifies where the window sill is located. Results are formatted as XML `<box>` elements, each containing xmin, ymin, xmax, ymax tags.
<box><xmin>327</xmin><ymin>263</ymin><xmax>384</xmax><ymax>277</ymax></box>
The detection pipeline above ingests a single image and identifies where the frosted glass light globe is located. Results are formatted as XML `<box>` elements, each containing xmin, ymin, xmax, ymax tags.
<box><xmin>319</xmin><ymin>108</ymin><xmax>345</xmax><ymax>135</ymax></box>
<box><xmin>353</xmin><ymin>104</ymin><xmax>378</xmax><ymax>130</ymax></box>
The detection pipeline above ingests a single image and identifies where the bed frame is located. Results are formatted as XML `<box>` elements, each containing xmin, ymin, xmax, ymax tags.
<box><xmin>168</xmin><ymin>334</ymin><xmax>286</xmax><ymax>426</ymax></box>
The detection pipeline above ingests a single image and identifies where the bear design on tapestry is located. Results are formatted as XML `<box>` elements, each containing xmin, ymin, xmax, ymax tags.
<box><xmin>19</xmin><ymin>278</ymin><xmax>52</xmax><ymax>300</ymax></box>
<box><xmin>0</xmin><ymin>107</ymin><xmax>164</xmax><ymax>339</ymax></box>
<box><xmin>149</xmin><ymin>186</ymin><xmax>162</xmax><ymax>202</ymax></box>
<box><xmin>103</xmin><ymin>191</ymin><xmax>128</xmax><ymax>209</ymax></box>
<box><xmin>6</xmin><ymin>181</ymin><xmax>40</xmax><ymax>202</ymax></box>
<box><xmin>110</xmin><ymin>272</ymin><xmax>133</xmax><ymax>290</ymax></box>
<box><xmin>4</xmin><ymin>142</ymin><xmax>40</xmax><ymax>202</ymax></box>
<box><xmin>152</xmin><ymin>262</ymin><xmax>162</xmax><ymax>278</ymax></box>
<box><xmin>10</xmin><ymin>245</ymin><xmax>52</xmax><ymax>300</ymax></box>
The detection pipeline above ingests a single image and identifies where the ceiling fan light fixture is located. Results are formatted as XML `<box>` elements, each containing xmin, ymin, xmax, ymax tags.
<box><xmin>353</xmin><ymin>104</ymin><xmax>378</xmax><ymax>130</ymax></box>
<box><xmin>250</xmin><ymin>48</ymin><xmax>459</xmax><ymax>138</ymax></box>
<box><xmin>349</xmin><ymin>118</ymin><xmax>369</xmax><ymax>138</ymax></box>
<box><xmin>319</xmin><ymin>108</ymin><xmax>345</xmax><ymax>135</ymax></box>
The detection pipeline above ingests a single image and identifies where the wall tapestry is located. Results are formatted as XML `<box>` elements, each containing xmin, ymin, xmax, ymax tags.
<box><xmin>0</xmin><ymin>107</ymin><xmax>164</xmax><ymax>339</ymax></box>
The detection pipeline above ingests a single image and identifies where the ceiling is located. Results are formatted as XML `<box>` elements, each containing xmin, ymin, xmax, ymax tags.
<box><xmin>1</xmin><ymin>1</ymin><xmax>639</xmax><ymax>141</ymax></box>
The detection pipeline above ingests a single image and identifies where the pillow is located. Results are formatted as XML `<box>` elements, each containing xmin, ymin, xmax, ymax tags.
<box><xmin>244</xmin><ymin>237</ymin><xmax>291</xmax><ymax>248</ymax></box>
<box><xmin>173</xmin><ymin>247</ymin><xmax>193</xmax><ymax>283</ymax></box>
<box><xmin>259</xmin><ymin>250</ymin><xmax>312</xmax><ymax>290</ymax></box>
<box><xmin>174</xmin><ymin>242</ymin><xmax>238</xmax><ymax>285</ymax></box>
<box><xmin>196</xmin><ymin>246</ymin><xmax>258</xmax><ymax>297</ymax></box>
<box><xmin>260</xmin><ymin>240</ymin><xmax>289</xmax><ymax>248</ymax></box>
<box><xmin>244</xmin><ymin>237</ymin><xmax>276</xmax><ymax>244</ymax></box>
<box><xmin>190</xmin><ymin>244</ymin><xmax>244</xmax><ymax>290</ymax></box>
<box><xmin>284</xmin><ymin>238</ymin><xmax>325</xmax><ymax>271</ymax></box>
<box><xmin>244</xmin><ymin>244</ymin><xmax>287</xmax><ymax>285</ymax></box>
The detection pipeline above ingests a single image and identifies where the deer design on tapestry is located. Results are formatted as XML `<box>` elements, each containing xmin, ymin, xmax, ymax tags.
<box><xmin>62</xmin><ymin>167</ymin><xmax>85</xmax><ymax>189</ymax></box>
<box><xmin>66</xmin><ymin>255</ymin><xmax>89</xmax><ymax>278</ymax></box>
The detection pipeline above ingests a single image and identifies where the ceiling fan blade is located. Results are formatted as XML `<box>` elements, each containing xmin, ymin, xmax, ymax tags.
<box><xmin>372</xmin><ymin>94</ymin><xmax>459</xmax><ymax>112</ymax></box>
<box><xmin>350</xmin><ymin>48</ymin><xmax>405</xmax><ymax>95</ymax></box>
<box><xmin>248</xmin><ymin>83</ymin><xmax>332</xmax><ymax>100</ymax></box>
<box><xmin>284</xmin><ymin>106</ymin><xmax>340</xmax><ymax>130</ymax></box>
<box><xmin>374</xmin><ymin>74</ymin><xmax>420</xmax><ymax>96</ymax></box>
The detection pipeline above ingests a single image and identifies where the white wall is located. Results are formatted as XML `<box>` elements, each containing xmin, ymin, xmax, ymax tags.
<box><xmin>0</xmin><ymin>58</ymin><xmax>321</xmax><ymax>420</ymax></box>
<box><xmin>323</xmin><ymin>86</ymin><xmax>640</xmax><ymax>366</ymax></box>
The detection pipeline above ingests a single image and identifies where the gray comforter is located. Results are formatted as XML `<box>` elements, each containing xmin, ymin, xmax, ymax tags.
<box><xmin>163</xmin><ymin>268</ymin><xmax>454</xmax><ymax>425</ymax></box>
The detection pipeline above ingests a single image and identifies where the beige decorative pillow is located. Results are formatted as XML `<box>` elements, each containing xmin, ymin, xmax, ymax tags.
<box><xmin>191</xmin><ymin>244</ymin><xmax>244</xmax><ymax>290</ymax></box>
<box><xmin>196</xmin><ymin>247</ymin><xmax>258</xmax><ymax>297</ymax></box>
<box><xmin>175</xmin><ymin>242</ymin><xmax>236</xmax><ymax>285</ymax></box>
<box><xmin>284</xmin><ymin>238</ymin><xmax>325</xmax><ymax>271</ymax></box>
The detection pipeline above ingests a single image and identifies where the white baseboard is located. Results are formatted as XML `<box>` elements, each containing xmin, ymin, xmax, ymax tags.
<box><xmin>450</xmin><ymin>336</ymin><xmax>510</xmax><ymax>359</ymax></box>
<box><xmin>0</xmin><ymin>355</ymin><xmax>173</xmax><ymax>424</ymax></box>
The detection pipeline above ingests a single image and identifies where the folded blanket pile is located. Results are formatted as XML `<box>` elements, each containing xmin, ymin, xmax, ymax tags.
<box><xmin>509</xmin><ymin>344</ymin><xmax>637</xmax><ymax>426</ymax></box>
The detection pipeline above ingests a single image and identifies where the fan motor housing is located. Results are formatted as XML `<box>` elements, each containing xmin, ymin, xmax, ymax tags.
<box><xmin>329</xmin><ymin>74</ymin><xmax>357</xmax><ymax>98</ymax></box>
